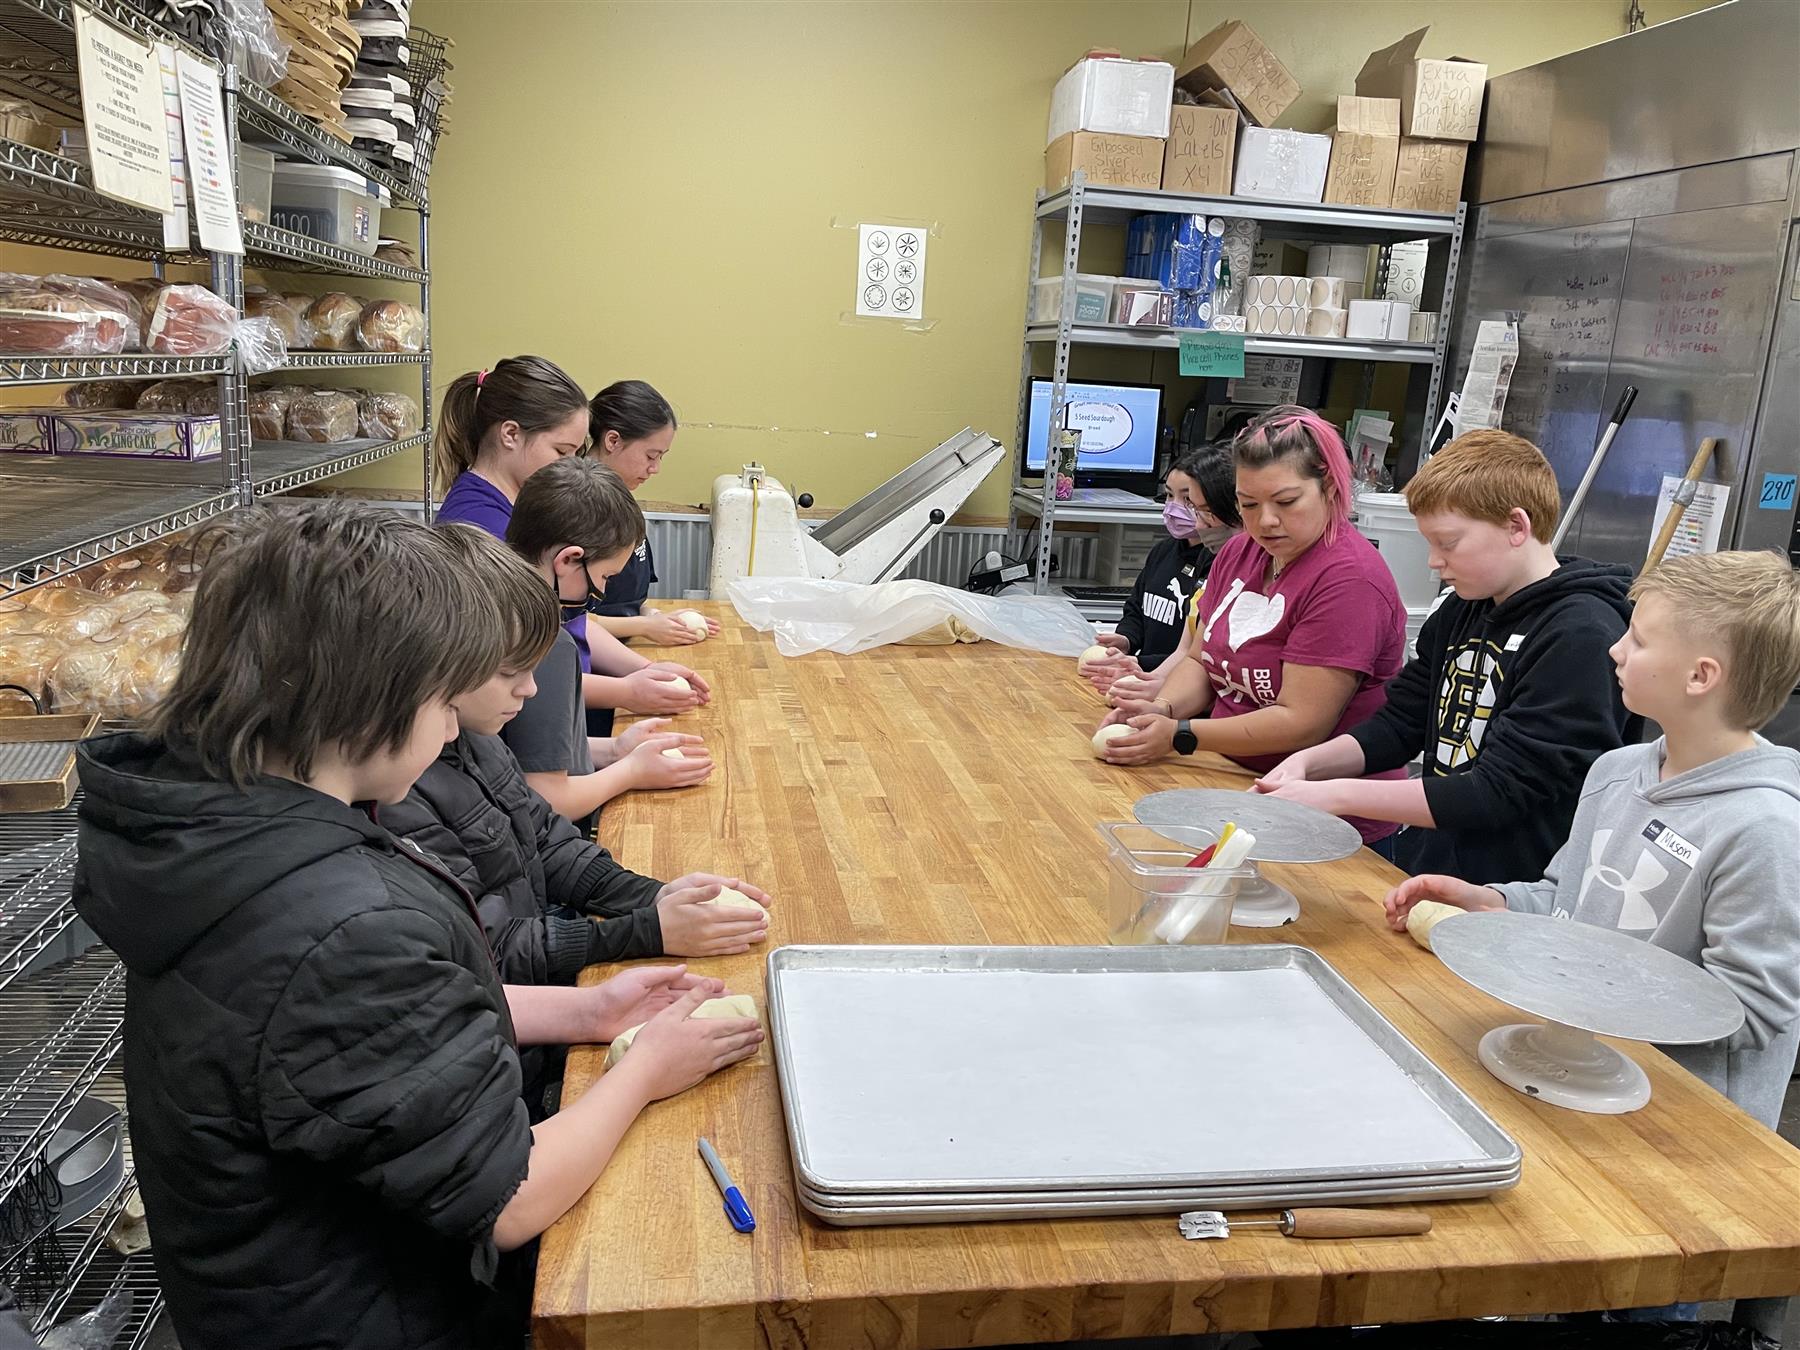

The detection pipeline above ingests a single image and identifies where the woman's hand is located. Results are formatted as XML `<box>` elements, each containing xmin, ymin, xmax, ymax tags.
<box><xmin>1101</xmin><ymin>714</ymin><xmax>1177</xmax><ymax>766</ymax></box>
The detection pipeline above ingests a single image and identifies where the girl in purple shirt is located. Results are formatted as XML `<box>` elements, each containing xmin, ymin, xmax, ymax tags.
<box><xmin>1100</xmin><ymin>406</ymin><xmax>1406</xmax><ymax>850</ymax></box>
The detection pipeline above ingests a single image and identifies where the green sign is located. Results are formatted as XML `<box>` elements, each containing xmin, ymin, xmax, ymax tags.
<box><xmin>1179</xmin><ymin>330</ymin><xmax>1247</xmax><ymax>378</ymax></box>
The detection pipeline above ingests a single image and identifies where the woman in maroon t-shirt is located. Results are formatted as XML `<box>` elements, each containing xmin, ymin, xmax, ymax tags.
<box><xmin>1099</xmin><ymin>406</ymin><xmax>1406</xmax><ymax>847</ymax></box>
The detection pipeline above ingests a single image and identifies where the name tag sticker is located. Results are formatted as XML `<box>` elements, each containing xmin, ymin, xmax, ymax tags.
<box><xmin>1504</xmin><ymin>633</ymin><xmax>1525</xmax><ymax>652</ymax></box>
<box><xmin>1641</xmin><ymin>818</ymin><xmax>1699</xmax><ymax>868</ymax></box>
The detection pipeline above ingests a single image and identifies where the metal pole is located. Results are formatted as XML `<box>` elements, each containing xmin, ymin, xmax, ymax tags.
<box><xmin>1551</xmin><ymin>385</ymin><xmax>1638</xmax><ymax>552</ymax></box>
<box><xmin>419</xmin><ymin>206</ymin><xmax>433</xmax><ymax>521</ymax></box>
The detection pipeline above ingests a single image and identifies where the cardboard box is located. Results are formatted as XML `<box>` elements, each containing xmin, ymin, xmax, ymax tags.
<box><xmin>1347</xmin><ymin>298</ymin><xmax>1412</xmax><ymax>341</ymax></box>
<box><xmin>1252</xmin><ymin>239</ymin><xmax>1308</xmax><ymax>277</ymax></box>
<box><xmin>0</xmin><ymin>409</ymin><xmax>54</xmax><ymax>455</ymax></box>
<box><xmin>52</xmin><ymin>412</ymin><xmax>223</xmax><ymax>460</ymax></box>
<box><xmin>1232</xmin><ymin>126</ymin><xmax>1330</xmax><ymax>203</ymax></box>
<box><xmin>1047</xmin><ymin>54</ymin><xmax>1175</xmax><ymax>145</ymax></box>
<box><xmin>1392</xmin><ymin>137</ymin><xmax>1468</xmax><ymax>214</ymax></box>
<box><xmin>1174</xmin><ymin>20</ymin><xmax>1300</xmax><ymax>128</ymax></box>
<box><xmin>1323</xmin><ymin>96</ymin><xmax>1400</xmax><ymax>208</ymax></box>
<box><xmin>1046</xmin><ymin>131</ymin><xmax>1163</xmax><ymax>192</ymax></box>
<box><xmin>1355</xmin><ymin>28</ymin><xmax>1487</xmax><ymax>142</ymax></box>
<box><xmin>1161</xmin><ymin>102</ymin><xmax>1237</xmax><ymax>196</ymax></box>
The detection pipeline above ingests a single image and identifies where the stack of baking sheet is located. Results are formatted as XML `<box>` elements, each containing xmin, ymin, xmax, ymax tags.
<box><xmin>769</xmin><ymin>944</ymin><xmax>1521</xmax><ymax>1227</ymax></box>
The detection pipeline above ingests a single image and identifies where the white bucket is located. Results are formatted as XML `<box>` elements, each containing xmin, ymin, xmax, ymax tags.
<box><xmin>1404</xmin><ymin>602</ymin><xmax>1435</xmax><ymax>659</ymax></box>
<box><xmin>1354</xmin><ymin>491</ymin><xmax>1439</xmax><ymax>610</ymax></box>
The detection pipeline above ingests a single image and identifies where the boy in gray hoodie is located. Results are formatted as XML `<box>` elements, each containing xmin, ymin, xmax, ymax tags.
<box><xmin>1385</xmin><ymin>549</ymin><xmax>1800</xmax><ymax>1129</ymax></box>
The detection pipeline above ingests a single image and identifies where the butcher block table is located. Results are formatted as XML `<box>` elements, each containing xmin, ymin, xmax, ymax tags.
<box><xmin>533</xmin><ymin>602</ymin><xmax>1800</xmax><ymax>1348</ymax></box>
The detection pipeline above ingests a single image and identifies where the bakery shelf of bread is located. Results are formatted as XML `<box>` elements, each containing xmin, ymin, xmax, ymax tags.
<box><xmin>279</xmin><ymin>349</ymin><xmax>426</xmax><ymax>367</ymax></box>
<box><xmin>0</xmin><ymin>478</ymin><xmax>236</xmax><ymax>602</ymax></box>
<box><xmin>0</xmin><ymin>353</ymin><xmax>229</xmax><ymax>387</ymax></box>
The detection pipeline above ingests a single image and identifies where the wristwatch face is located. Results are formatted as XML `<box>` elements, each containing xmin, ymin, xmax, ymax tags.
<box><xmin>1173</xmin><ymin>722</ymin><xmax>1198</xmax><ymax>755</ymax></box>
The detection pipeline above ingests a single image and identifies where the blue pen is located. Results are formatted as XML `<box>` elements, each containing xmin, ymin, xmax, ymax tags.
<box><xmin>698</xmin><ymin>1137</ymin><xmax>755</xmax><ymax>1233</ymax></box>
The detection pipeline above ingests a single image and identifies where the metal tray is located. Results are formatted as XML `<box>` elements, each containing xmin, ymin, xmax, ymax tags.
<box><xmin>768</xmin><ymin>945</ymin><xmax>1521</xmax><ymax>1198</ymax></box>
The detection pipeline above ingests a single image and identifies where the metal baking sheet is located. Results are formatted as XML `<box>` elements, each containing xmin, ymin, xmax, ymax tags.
<box><xmin>769</xmin><ymin>945</ymin><xmax>1520</xmax><ymax>1198</ymax></box>
<box><xmin>1133</xmin><ymin>789</ymin><xmax>1365</xmax><ymax>863</ymax></box>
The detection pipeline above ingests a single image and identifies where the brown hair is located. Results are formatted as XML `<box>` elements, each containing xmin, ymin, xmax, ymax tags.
<box><xmin>1631</xmin><ymin>551</ymin><xmax>1800</xmax><ymax>730</ymax></box>
<box><xmin>1231</xmin><ymin>405</ymin><xmax>1354</xmax><ymax>543</ymax></box>
<box><xmin>505</xmin><ymin>457</ymin><xmax>645</xmax><ymax>566</ymax></box>
<box><xmin>434</xmin><ymin>523</ymin><xmax>559</xmax><ymax>672</ymax></box>
<box><xmin>432</xmin><ymin>355</ymin><xmax>588</xmax><ymax>492</ymax></box>
<box><xmin>1404</xmin><ymin>429</ymin><xmax>1561</xmax><ymax>544</ymax></box>
<box><xmin>150</xmin><ymin>503</ymin><xmax>502</xmax><ymax>785</ymax></box>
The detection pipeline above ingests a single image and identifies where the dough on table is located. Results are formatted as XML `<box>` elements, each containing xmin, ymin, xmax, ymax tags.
<box><xmin>673</xmin><ymin>609</ymin><xmax>709</xmax><ymax>639</ymax></box>
<box><xmin>1091</xmin><ymin>724</ymin><xmax>1133</xmax><ymax>757</ymax></box>
<box><xmin>709</xmin><ymin>886</ymin><xmax>767</xmax><ymax>912</ymax></box>
<box><xmin>663</xmin><ymin>675</ymin><xmax>693</xmax><ymax>694</ymax></box>
<box><xmin>1405</xmin><ymin>899</ymin><xmax>1465</xmax><ymax>951</ymax></box>
<box><xmin>605</xmin><ymin>993</ymin><xmax>759</xmax><ymax>1069</ymax></box>
<box><xmin>1077</xmin><ymin>644</ymin><xmax>1111</xmax><ymax>669</ymax></box>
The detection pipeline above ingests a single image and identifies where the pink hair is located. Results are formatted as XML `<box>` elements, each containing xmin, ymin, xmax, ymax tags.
<box><xmin>1231</xmin><ymin>405</ymin><xmax>1354</xmax><ymax>544</ymax></box>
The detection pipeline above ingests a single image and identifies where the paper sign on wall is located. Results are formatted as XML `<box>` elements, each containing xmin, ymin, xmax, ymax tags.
<box><xmin>153</xmin><ymin>43</ymin><xmax>189</xmax><ymax>252</ymax></box>
<box><xmin>855</xmin><ymin>224</ymin><xmax>927</xmax><ymax>320</ymax></box>
<box><xmin>1227</xmin><ymin>354</ymin><xmax>1302</xmax><ymax>404</ymax></box>
<box><xmin>1455</xmin><ymin>318</ymin><xmax>1517</xmax><ymax>436</ymax></box>
<box><xmin>1648</xmin><ymin>475</ymin><xmax>1731</xmax><ymax>561</ymax></box>
<box><xmin>1179</xmin><ymin>330</ymin><xmax>1245</xmax><ymax>378</ymax></box>
<box><xmin>74</xmin><ymin>4</ymin><xmax>175</xmax><ymax>213</ymax></box>
<box><xmin>174</xmin><ymin>51</ymin><xmax>241</xmax><ymax>254</ymax></box>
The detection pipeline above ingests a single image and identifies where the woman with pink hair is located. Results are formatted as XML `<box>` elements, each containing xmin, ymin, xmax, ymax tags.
<box><xmin>1099</xmin><ymin>404</ymin><xmax>1407</xmax><ymax>852</ymax></box>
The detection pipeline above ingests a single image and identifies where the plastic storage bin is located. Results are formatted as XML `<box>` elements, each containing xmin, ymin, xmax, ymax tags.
<box><xmin>236</xmin><ymin>145</ymin><xmax>275</xmax><ymax>224</ymax></box>
<box><xmin>1032</xmin><ymin>273</ymin><xmax>1116</xmax><ymax>325</ymax></box>
<box><xmin>271</xmin><ymin>163</ymin><xmax>385</xmax><ymax>255</ymax></box>
<box><xmin>1097</xmin><ymin>823</ymin><xmax>1254</xmax><ymax>946</ymax></box>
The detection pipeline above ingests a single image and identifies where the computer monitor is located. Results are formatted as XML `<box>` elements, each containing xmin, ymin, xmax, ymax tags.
<box><xmin>1024</xmin><ymin>378</ymin><xmax>1163</xmax><ymax>487</ymax></box>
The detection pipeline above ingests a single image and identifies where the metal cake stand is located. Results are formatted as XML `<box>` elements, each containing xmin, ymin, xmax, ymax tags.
<box><xmin>1430</xmin><ymin>911</ymin><xmax>1745</xmax><ymax>1114</ymax></box>
<box><xmin>1133</xmin><ymin>789</ymin><xmax>1365</xmax><ymax>927</ymax></box>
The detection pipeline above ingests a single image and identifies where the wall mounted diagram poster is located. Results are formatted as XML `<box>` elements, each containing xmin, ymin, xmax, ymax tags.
<box><xmin>856</xmin><ymin>224</ymin><xmax>927</xmax><ymax>320</ymax></box>
<box><xmin>74</xmin><ymin>4</ymin><xmax>175</xmax><ymax>213</ymax></box>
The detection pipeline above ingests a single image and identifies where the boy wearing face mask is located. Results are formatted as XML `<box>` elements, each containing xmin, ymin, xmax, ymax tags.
<box><xmin>1094</xmin><ymin>446</ymin><xmax>1241</xmax><ymax>682</ymax></box>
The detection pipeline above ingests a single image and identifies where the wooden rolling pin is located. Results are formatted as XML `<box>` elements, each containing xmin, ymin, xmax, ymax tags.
<box><xmin>1179</xmin><ymin>1207</ymin><xmax>1433</xmax><ymax>1240</ymax></box>
<box><xmin>1643</xmin><ymin>437</ymin><xmax>1721</xmax><ymax>573</ymax></box>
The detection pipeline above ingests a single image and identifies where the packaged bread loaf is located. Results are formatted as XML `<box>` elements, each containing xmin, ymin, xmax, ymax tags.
<box><xmin>355</xmin><ymin>300</ymin><xmax>424</xmax><ymax>353</ymax></box>
<box><xmin>24</xmin><ymin>583</ymin><xmax>101</xmax><ymax>615</ymax></box>
<box><xmin>135</xmin><ymin>379</ymin><xmax>206</xmax><ymax>413</ymax></box>
<box><xmin>49</xmin><ymin>276</ymin><xmax>145</xmax><ymax>349</ymax></box>
<box><xmin>95</xmin><ymin>590</ymin><xmax>171</xmax><ymax>627</ymax></box>
<box><xmin>286</xmin><ymin>390</ymin><xmax>359</xmax><ymax>443</ymax></box>
<box><xmin>146</xmin><ymin>284</ymin><xmax>236</xmax><ymax>356</ymax></box>
<box><xmin>0</xmin><ymin>634</ymin><xmax>59</xmax><ymax>712</ymax></box>
<box><xmin>89</xmin><ymin>555</ymin><xmax>169</xmax><ymax>596</ymax></box>
<box><xmin>62</xmin><ymin>380</ymin><xmax>140</xmax><ymax>410</ymax></box>
<box><xmin>243</xmin><ymin>288</ymin><xmax>301</xmax><ymax>346</ymax></box>
<box><xmin>0</xmin><ymin>282</ymin><xmax>130</xmax><ymax>355</ymax></box>
<box><xmin>248</xmin><ymin>386</ymin><xmax>298</xmax><ymax>441</ymax></box>
<box><xmin>357</xmin><ymin>390</ymin><xmax>421</xmax><ymax>440</ymax></box>
<box><xmin>303</xmin><ymin>293</ymin><xmax>362</xmax><ymax>350</ymax></box>
<box><xmin>374</xmin><ymin>240</ymin><xmax>418</xmax><ymax>268</ymax></box>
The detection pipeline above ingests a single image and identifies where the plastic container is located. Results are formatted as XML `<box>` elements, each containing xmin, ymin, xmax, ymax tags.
<box><xmin>271</xmin><ymin>163</ymin><xmax>383</xmax><ymax>255</ymax></box>
<box><xmin>1032</xmin><ymin>273</ymin><xmax>1116</xmax><ymax>325</ymax></box>
<box><xmin>236</xmin><ymin>145</ymin><xmax>275</xmax><ymax>224</ymax></box>
<box><xmin>1098</xmin><ymin>823</ymin><xmax>1254</xmax><ymax>947</ymax></box>
<box><xmin>1354</xmin><ymin>491</ymin><xmax>1439</xmax><ymax>608</ymax></box>
<box><xmin>1405</xmin><ymin>601</ymin><xmax>1436</xmax><ymax>659</ymax></box>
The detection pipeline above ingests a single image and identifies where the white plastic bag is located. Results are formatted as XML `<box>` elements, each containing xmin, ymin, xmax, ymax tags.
<box><xmin>726</xmin><ymin>577</ymin><xmax>1095</xmax><ymax>658</ymax></box>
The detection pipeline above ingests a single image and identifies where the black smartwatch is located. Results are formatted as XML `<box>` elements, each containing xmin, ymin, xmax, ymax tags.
<box><xmin>1173</xmin><ymin>719</ymin><xmax>1198</xmax><ymax>756</ymax></box>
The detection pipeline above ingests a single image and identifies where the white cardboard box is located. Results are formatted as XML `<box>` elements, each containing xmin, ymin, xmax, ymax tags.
<box><xmin>1347</xmin><ymin>298</ymin><xmax>1413</xmax><ymax>341</ymax></box>
<box><xmin>1047</xmin><ymin>56</ymin><xmax>1175</xmax><ymax>145</ymax></box>
<box><xmin>1232</xmin><ymin>127</ymin><xmax>1330</xmax><ymax>204</ymax></box>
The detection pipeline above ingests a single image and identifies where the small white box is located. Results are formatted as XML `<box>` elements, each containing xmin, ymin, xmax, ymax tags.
<box><xmin>1211</xmin><ymin>313</ymin><xmax>1247</xmax><ymax>333</ymax></box>
<box><xmin>1307</xmin><ymin>243</ymin><xmax>1371</xmax><ymax>282</ymax></box>
<box><xmin>1408</xmin><ymin>310</ymin><xmax>1438</xmax><ymax>343</ymax></box>
<box><xmin>1233</xmin><ymin>127</ymin><xmax>1330</xmax><ymax>204</ymax></box>
<box><xmin>1047</xmin><ymin>55</ymin><xmax>1175</xmax><ymax>145</ymax></box>
<box><xmin>1307</xmin><ymin>307</ymin><xmax>1348</xmax><ymax>338</ymax></box>
<box><xmin>1347</xmin><ymin>298</ymin><xmax>1413</xmax><ymax>341</ymax></box>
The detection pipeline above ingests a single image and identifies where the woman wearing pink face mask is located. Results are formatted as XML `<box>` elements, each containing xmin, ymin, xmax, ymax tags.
<box><xmin>1086</xmin><ymin>444</ymin><xmax>1240</xmax><ymax>699</ymax></box>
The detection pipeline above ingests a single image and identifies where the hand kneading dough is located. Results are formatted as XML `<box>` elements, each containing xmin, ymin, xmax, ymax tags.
<box><xmin>605</xmin><ymin>993</ymin><xmax>758</xmax><ymax>1069</ymax></box>
<box><xmin>1405</xmin><ymin>899</ymin><xmax>1464</xmax><ymax>951</ymax></box>
<box><xmin>674</xmin><ymin>610</ymin><xmax>709</xmax><ymax>638</ymax></box>
<box><xmin>1078</xmin><ymin>644</ymin><xmax>1111</xmax><ymax>668</ymax></box>
<box><xmin>1091</xmin><ymin>724</ymin><xmax>1133</xmax><ymax>757</ymax></box>
<box><xmin>708</xmin><ymin>886</ymin><xmax>767</xmax><ymax>912</ymax></box>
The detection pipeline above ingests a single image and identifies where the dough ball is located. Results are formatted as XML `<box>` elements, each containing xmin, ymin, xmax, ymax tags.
<box><xmin>673</xmin><ymin>609</ymin><xmax>709</xmax><ymax>639</ymax></box>
<box><xmin>604</xmin><ymin>993</ymin><xmax>759</xmax><ymax>1069</ymax></box>
<box><xmin>1078</xmin><ymin>643</ymin><xmax>1111</xmax><ymax>669</ymax></box>
<box><xmin>660</xmin><ymin>747</ymin><xmax>687</xmax><ymax>760</ymax></box>
<box><xmin>1091</xmin><ymin>723</ymin><xmax>1133</xmax><ymax>757</ymax></box>
<box><xmin>664</xmin><ymin>675</ymin><xmax>692</xmax><ymax>694</ymax></box>
<box><xmin>708</xmin><ymin>886</ymin><xmax>767</xmax><ymax>912</ymax></box>
<box><xmin>1405</xmin><ymin>899</ymin><xmax>1464</xmax><ymax>951</ymax></box>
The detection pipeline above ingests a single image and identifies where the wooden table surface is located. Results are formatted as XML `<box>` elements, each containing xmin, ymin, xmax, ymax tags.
<box><xmin>534</xmin><ymin>603</ymin><xmax>1800</xmax><ymax>1349</ymax></box>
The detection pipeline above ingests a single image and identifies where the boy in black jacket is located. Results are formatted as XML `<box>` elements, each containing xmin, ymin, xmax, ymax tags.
<box><xmin>1255</xmin><ymin>430</ymin><xmax>1638</xmax><ymax>883</ymax></box>
<box><xmin>386</xmin><ymin>524</ymin><xmax>771</xmax><ymax>989</ymax></box>
<box><xmin>73</xmin><ymin>503</ymin><xmax>760</xmax><ymax>1350</ymax></box>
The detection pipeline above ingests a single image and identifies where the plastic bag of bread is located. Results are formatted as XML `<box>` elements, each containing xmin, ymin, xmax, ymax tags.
<box><xmin>357</xmin><ymin>390</ymin><xmax>420</xmax><ymax>440</ymax></box>
<box><xmin>374</xmin><ymin>240</ymin><xmax>418</xmax><ymax>268</ymax></box>
<box><xmin>135</xmin><ymin>379</ymin><xmax>206</xmax><ymax>413</ymax></box>
<box><xmin>355</xmin><ymin>300</ymin><xmax>424</xmax><ymax>353</ymax></box>
<box><xmin>0</xmin><ymin>282</ymin><xmax>130</xmax><ymax>355</ymax></box>
<box><xmin>184</xmin><ymin>382</ymin><xmax>221</xmax><ymax>416</ymax></box>
<box><xmin>286</xmin><ymin>390</ymin><xmax>359</xmax><ymax>443</ymax></box>
<box><xmin>122</xmin><ymin>608</ymin><xmax>185</xmax><ymax>645</ymax></box>
<box><xmin>89</xmin><ymin>555</ymin><xmax>169</xmax><ymax>596</ymax></box>
<box><xmin>243</xmin><ymin>288</ymin><xmax>301</xmax><ymax>346</ymax></box>
<box><xmin>95</xmin><ymin>591</ymin><xmax>171</xmax><ymax>627</ymax></box>
<box><xmin>62</xmin><ymin>380</ymin><xmax>140</xmax><ymax>410</ymax></box>
<box><xmin>0</xmin><ymin>635</ymin><xmax>60</xmax><ymax>713</ymax></box>
<box><xmin>36</xmin><ymin>603</ymin><xmax>119</xmax><ymax>643</ymax></box>
<box><xmin>45</xmin><ymin>275</ymin><xmax>144</xmax><ymax>349</ymax></box>
<box><xmin>285</xmin><ymin>294</ymin><xmax>316</xmax><ymax>347</ymax></box>
<box><xmin>23</xmin><ymin>583</ymin><xmax>100</xmax><ymax>615</ymax></box>
<box><xmin>248</xmin><ymin>386</ymin><xmax>298</xmax><ymax>441</ymax></box>
<box><xmin>117</xmin><ymin>632</ymin><xmax>182</xmax><ymax>717</ymax></box>
<box><xmin>304</xmin><ymin>293</ymin><xmax>362</xmax><ymax>350</ymax></box>
<box><xmin>146</xmin><ymin>284</ymin><xmax>235</xmax><ymax>356</ymax></box>
<box><xmin>49</xmin><ymin>632</ymin><xmax>130</xmax><ymax>716</ymax></box>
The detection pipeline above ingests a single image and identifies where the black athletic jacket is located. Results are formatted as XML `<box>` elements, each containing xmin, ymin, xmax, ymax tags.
<box><xmin>72</xmin><ymin>733</ymin><xmax>532</xmax><ymax>1350</ymax></box>
<box><xmin>1351</xmin><ymin>559</ymin><xmax>1640</xmax><ymax>884</ymax></box>
<box><xmin>1115</xmin><ymin>536</ymin><xmax>1213</xmax><ymax>669</ymax></box>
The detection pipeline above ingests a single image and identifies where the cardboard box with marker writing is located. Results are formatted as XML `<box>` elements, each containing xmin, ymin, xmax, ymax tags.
<box><xmin>1047</xmin><ymin>52</ymin><xmax>1174</xmax><ymax>144</ymax></box>
<box><xmin>1324</xmin><ymin>96</ymin><xmax>1400</xmax><ymax>208</ymax></box>
<box><xmin>1173</xmin><ymin>20</ymin><xmax>1299</xmax><ymax>129</ymax></box>
<box><xmin>1046</xmin><ymin>130</ymin><xmax>1164</xmax><ymax>192</ymax></box>
<box><xmin>1161</xmin><ymin>101</ymin><xmax>1237</xmax><ymax>195</ymax></box>
<box><xmin>1392</xmin><ymin>137</ymin><xmax>1468</xmax><ymax>215</ymax></box>
<box><xmin>1355</xmin><ymin>28</ymin><xmax>1487</xmax><ymax>142</ymax></box>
